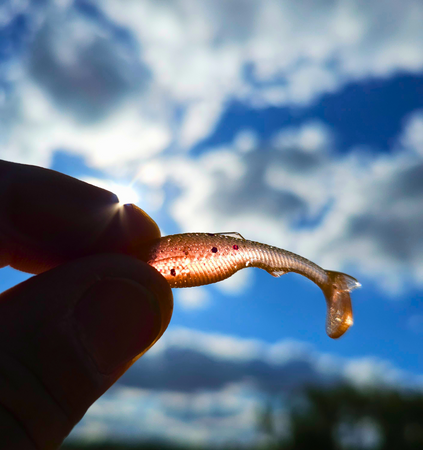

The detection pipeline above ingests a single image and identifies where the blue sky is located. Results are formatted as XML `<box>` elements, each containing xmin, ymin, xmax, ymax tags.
<box><xmin>1</xmin><ymin>0</ymin><xmax>423</xmax><ymax>446</ymax></box>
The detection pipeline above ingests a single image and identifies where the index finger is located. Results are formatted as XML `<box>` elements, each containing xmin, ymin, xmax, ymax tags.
<box><xmin>0</xmin><ymin>160</ymin><xmax>160</xmax><ymax>274</ymax></box>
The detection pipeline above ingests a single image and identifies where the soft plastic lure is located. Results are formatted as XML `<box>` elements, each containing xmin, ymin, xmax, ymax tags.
<box><xmin>139</xmin><ymin>232</ymin><xmax>360</xmax><ymax>339</ymax></box>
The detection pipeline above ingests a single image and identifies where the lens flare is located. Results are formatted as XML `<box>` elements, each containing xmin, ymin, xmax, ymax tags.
<box><xmin>112</xmin><ymin>184</ymin><xmax>139</xmax><ymax>205</ymax></box>
<box><xmin>83</xmin><ymin>177</ymin><xmax>139</xmax><ymax>206</ymax></box>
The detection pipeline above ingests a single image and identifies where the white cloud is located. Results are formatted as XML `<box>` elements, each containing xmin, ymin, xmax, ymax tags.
<box><xmin>271</xmin><ymin>121</ymin><xmax>332</xmax><ymax>153</ymax></box>
<box><xmin>401</xmin><ymin>110</ymin><xmax>423</xmax><ymax>154</ymax></box>
<box><xmin>101</xmin><ymin>0</ymin><xmax>423</xmax><ymax>115</ymax></box>
<box><xmin>179</xmin><ymin>99</ymin><xmax>224</xmax><ymax>149</ymax></box>
<box><xmin>70</xmin><ymin>382</ymin><xmax>262</xmax><ymax>446</ymax></box>
<box><xmin>2</xmin><ymin>81</ymin><xmax>172</xmax><ymax>169</ymax></box>
<box><xmin>234</xmin><ymin>129</ymin><xmax>259</xmax><ymax>153</ymax></box>
<box><xmin>176</xmin><ymin>286</ymin><xmax>211</xmax><ymax>310</ymax></box>
<box><xmin>213</xmin><ymin>268</ymin><xmax>253</xmax><ymax>295</ymax></box>
<box><xmin>343</xmin><ymin>357</ymin><xmax>405</xmax><ymax>388</ymax></box>
<box><xmin>0</xmin><ymin>2</ymin><xmax>172</xmax><ymax>168</ymax></box>
<box><xmin>148</xmin><ymin>327</ymin><xmax>264</xmax><ymax>362</ymax></box>
<box><xmin>266</xmin><ymin>340</ymin><xmax>313</xmax><ymax>365</ymax></box>
<box><xmin>2</xmin><ymin>0</ymin><xmax>423</xmax><ymax>169</ymax></box>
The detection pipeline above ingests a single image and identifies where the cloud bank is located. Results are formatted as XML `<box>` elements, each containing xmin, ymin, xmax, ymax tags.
<box><xmin>67</xmin><ymin>327</ymin><xmax>422</xmax><ymax>446</ymax></box>
<box><xmin>2</xmin><ymin>0</ymin><xmax>423</xmax><ymax>164</ymax></box>
<box><xmin>145</xmin><ymin>113</ymin><xmax>423</xmax><ymax>292</ymax></box>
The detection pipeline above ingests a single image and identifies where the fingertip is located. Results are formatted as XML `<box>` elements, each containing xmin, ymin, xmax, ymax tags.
<box><xmin>0</xmin><ymin>161</ymin><xmax>162</xmax><ymax>272</ymax></box>
<box><xmin>123</xmin><ymin>203</ymin><xmax>161</xmax><ymax>242</ymax></box>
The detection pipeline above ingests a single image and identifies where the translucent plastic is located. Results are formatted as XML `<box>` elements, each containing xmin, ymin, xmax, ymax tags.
<box><xmin>140</xmin><ymin>233</ymin><xmax>360</xmax><ymax>338</ymax></box>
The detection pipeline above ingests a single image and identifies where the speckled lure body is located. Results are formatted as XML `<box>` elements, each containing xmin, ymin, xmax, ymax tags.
<box><xmin>140</xmin><ymin>232</ymin><xmax>360</xmax><ymax>339</ymax></box>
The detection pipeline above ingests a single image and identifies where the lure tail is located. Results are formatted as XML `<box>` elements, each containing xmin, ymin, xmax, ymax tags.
<box><xmin>322</xmin><ymin>271</ymin><xmax>361</xmax><ymax>339</ymax></box>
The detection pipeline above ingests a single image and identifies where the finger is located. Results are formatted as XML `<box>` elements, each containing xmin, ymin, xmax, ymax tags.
<box><xmin>0</xmin><ymin>160</ymin><xmax>160</xmax><ymax>274</ymax></box>
<box><xmin>0</xmin><ymin>253</ymin><xmax>173</xmax><ymax>449</ymax></box>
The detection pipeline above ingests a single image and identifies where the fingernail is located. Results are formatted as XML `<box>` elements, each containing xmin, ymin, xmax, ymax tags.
<box><xmin>75</xmin><ymin>278</ymin><xmax>161</xmax><ymax>374</ymax></box>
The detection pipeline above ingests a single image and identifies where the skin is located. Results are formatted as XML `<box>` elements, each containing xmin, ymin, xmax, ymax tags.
<box><xmin>0</xmin><ymin>160</ymin><xmax>173</xmax><ymax>450</ymax></box>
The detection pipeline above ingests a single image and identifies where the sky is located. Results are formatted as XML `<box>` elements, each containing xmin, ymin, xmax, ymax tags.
<box><xmin>1</xmin><ymin>0</ymin><xmax>423</xmax><ymax>446</ymax></box>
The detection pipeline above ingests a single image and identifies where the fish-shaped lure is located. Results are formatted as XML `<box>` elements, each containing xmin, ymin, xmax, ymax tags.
<box><xmin>139</xmin><ymin>232</ymin><xmax>360</xmax><ymax>339</ymax></box>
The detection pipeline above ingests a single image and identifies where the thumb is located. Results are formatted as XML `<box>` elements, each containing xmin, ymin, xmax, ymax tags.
<box><xmin>0</xmin><ymin>253</ymin><xmax>172</xmax><ymax>449</ymax></box>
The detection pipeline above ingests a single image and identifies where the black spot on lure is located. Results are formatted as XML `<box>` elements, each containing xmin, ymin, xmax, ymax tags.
<box><xmin>139</xmin><ymin>232</ymin><xmax>360</xmax><ymax>339</ymax></box>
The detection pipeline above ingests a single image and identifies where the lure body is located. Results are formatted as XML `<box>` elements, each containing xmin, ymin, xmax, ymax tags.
<box><xmin>140</xmin><ymin>232</ymin><xmax>360</xmax><ymax>339</ymax></box>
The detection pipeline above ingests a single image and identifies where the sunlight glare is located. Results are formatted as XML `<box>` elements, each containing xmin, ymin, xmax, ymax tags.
<box><xmin>113</xmin><ymin>184</ymin><xmax>140</xmax><ymax>205</ymax></box>
<box><xmin>83</xmin><ymin>177</ymin><xmax>140</xmax><ymax>206</ymax></box>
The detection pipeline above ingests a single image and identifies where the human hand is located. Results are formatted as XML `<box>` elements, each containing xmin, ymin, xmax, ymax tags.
<box><xmin>0</xmin><ymin>160</ymin><xmax>173</xmax><ymax>449</ymax></box>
